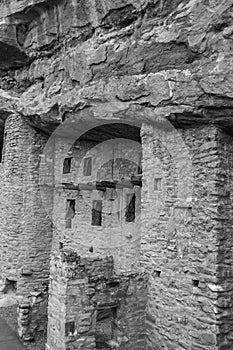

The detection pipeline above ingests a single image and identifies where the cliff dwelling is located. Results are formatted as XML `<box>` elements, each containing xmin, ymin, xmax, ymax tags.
<box><xmin>0</xmin><ymin>1</ymin><xmax>233</xmax><ymax>350</ymax></box>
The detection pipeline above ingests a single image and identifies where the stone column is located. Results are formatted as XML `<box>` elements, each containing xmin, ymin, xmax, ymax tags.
<box><xmin>0</xmin><ymin>113</ymin><xmax>53</xmax><ymax>340</ymax></box>
<box><xmin>0</xmin><ymin>114</ymin><xmax>31</xmax><ymax>287</ymax></box>
<box><xmin>0</xmin><ymin>113</ymin><xmax>53</xmax><ymax>294</ymax></box>
<box><xmin>141</xmin><ymin>123</ymin><xmax>233</xmax><ymax>350</ymax></box>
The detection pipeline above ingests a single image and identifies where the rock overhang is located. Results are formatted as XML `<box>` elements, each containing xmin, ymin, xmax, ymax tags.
<box><xmin>0</xmin><ymin>0</ymin><xmax>232</xmax><ymax>132</ymax></box>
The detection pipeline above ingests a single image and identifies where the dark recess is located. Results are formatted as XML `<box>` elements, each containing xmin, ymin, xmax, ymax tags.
<box><xmin>101</xmin><ymin>5</ymin><xmax>137</xmax><ymax>29</ymax></box>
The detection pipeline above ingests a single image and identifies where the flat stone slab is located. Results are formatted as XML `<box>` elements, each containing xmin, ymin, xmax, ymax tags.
<box><xmin>0</xmin><ymin>317</ymin><xmax>27</xmax><ymax>350</ymax></box>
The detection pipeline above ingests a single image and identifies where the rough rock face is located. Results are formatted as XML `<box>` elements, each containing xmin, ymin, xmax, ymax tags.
<box><xmin>1</xmin><ymin>1</ymin><xmax>233</xmax><ymax>350</ymax></box>
<box><xmin>0</xmin><ymin>0</ymin><xmax>233</xmax><ymax>128</ymax></box>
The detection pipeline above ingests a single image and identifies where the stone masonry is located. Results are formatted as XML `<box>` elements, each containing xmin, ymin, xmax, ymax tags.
<box><xmin>141</xmin><ymin>124</ymin><xmax>233</xmax><ymax>349</ymax></box>
<box><xmin>47</xmin><ymin>250</ymin><xmax>147</xmax><ymax>350</ymax></box>
<box><xmin>1</xmin><ymin>1</ymin><xmax>233</xmax><ymax>350</ymax></box>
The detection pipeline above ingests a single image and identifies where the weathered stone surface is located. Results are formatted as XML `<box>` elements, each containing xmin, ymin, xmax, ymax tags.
<box><xmin>141</xmin><ymin>124</ymin><xmax>233</xmax><ymax>350</ymax></box>
<box><xmin>0</xmin><ymin>0</ymin><xmax>232</xmax><ymax>127</ymax></box>
<box><xmin>47</xmin><ymin>251</ymin><xmax>147</xmax><ymax>350</ymax></box>
<box><xmin>1</xmin><ymin>1</ymin><xmax>233</xmax><ymax>350</ymax></box>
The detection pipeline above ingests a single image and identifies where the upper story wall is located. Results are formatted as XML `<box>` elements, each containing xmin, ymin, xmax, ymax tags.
<box><xmin>51</xmin><ymin>137</ymin><xmax>142</xmax><ymax>274</ymax></box>
<box><xmin>55</xmin><ymin>139</ymin><xmax>141</xmax><ymax>184</ymax></box>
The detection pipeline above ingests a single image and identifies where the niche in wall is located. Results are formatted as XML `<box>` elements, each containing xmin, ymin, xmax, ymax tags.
<box><xmin>95</xmin><ymin>306</ymin><xmax>117</xmax><ymax>349</ymax></box>
<box><xmin>154</xmin><ymin>177</ymin><xmax>162</xmax><ymax>191</ymax></box>
<box><xmin>3</xmin><ymin>278</ymin><xmax>17</xmax><ymax>294</ymax></box>
<box><xmin>65</xmin><ymin>321</ymin><xmax>76</xmax><ymax>336</ymax></box>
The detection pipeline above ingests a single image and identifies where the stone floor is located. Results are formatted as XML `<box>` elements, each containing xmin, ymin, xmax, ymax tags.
<box><xmin>0</xmin><ymin>316</ymin><xmax>27</xmax><ymax>350</ymax></box>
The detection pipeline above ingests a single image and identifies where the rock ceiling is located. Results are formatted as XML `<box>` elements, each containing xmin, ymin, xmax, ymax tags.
<box><xmin>0</xmin><ymin>0</ymin><xmax>233</xmax><ymax>133</ymax></box>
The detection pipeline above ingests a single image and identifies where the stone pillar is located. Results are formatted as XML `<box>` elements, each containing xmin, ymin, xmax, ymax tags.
<box><xmin>141</xmin><ymin>123</ymin><xmax>233</xmax><ymax>350</ymax></box>
<box><xmin>0</xmin><ymin>113</ymin><xmax>31</xmax><ymax>287</ymax></box>
<box><xmin>0</xmin><ymin>113</ymin><xmax>53</xmax><ymax>340</ymax></box>
<box><xmin>18</xmin><ymin>124</ymin><xmax>53</xmax><ymax>296</ymax></box>
<box><xmin>0</xmin><ymin>113</ymin><xmax>53</xmax><ymax>294</ymax></box>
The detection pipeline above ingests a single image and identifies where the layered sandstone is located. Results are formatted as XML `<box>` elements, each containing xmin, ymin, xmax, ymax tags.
<box><xmin>0</xmin><ymin>0</ymin><xmax>232</xmax><ymax>128</ymax></box>
<box><xmin>1</xmin><ymin>1</ymin><xmax>233</xmax><ymax>350</ymax></box>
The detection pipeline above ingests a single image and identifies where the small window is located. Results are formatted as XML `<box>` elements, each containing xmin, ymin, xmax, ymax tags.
<box><xmin>125</xmin><ymin>193</ymin><xmax>135</xmax><ymax>222</ymax></box>
<box><xmin>0</xmin><ymin>139</ymin><xmax>3</xmax><ymax>163</ymax></box>
<box><xmin>192</xmin><ymin>280</ymin><xmax>199</xmax><ymax>287</ymax></box>
<box><xmin>83</xmin><ymin>157</ymin><xmax>92</xmax><ymax>176</ymax></box>
<box><xmin>65</xmin><ymin>321</ymin><xmax>76</xmax><ymax>336</ymax></box>
<box><xmin>92</xmin><ymin>200</ymin><xmax>102</xmax><ymax>226</ymax></box>
<box><xmin>63</xmin><ymin>157</ymin><xmax>72</xmax><ymax>174</ymax></box>
<box><xmin>65</xmin><ymin>199</ymin><xmax>75</xmax><ymax>228</ymax></box>
<box><xmin>0</xmin><ymin>122</ymin><xmax>6</xmax><ymax>163</ymax></box>
<box><xmin>154</xmin><ymin>178</ymin><xmax>162</xmax><ymax>191</ymax></box>
<box><xmin>137</xmin><ymin>152</ymin><xmax>142</xmax><ymax>174</ymax></box>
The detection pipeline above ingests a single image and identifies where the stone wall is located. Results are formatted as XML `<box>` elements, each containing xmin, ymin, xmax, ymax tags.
<box><xmin>214</xmin><ymin>129</ymin><xmax>233</xmax><ymax>349</ymax></box>
<box><xmin>47</xmin><ymin>250</ymin><xmax>147</xmax><ymax>350</ymax></box>
<box><xmin>2</xmin><ymin>113</ymin><xmax>233</xmax><ymax>350</ymax></box>
<box><xmin>0</xmin><ymin>113</ymin><xmax>53</xmax><ymax>295</ymax></box>
<box><xmin>141</xmin><ymin>123</ymin><xmax>233</xmax><ymax>350</ymax></box>
<box><xmin>1</xmin><ymin>0</ymin><xmax>233</xmax><ymax>348</ymax></box>
<box><xmin>0</xmin><ymin>113</ymin><xmax>53</xmax><ymax>342</ymax></box>
<box><xmin>0</xmin><ymin>114</ymin><xmax>28</xmax><ymax>289</ymax></box>
<box><xmin>51</xmin><ymin>137</ymin><xmax>141</xmax><ymax>274</ymax></box>
<box><xmin>18</xmin><ymin>290</ymin><xmax>48</xmax><ymax>342</ymax></box>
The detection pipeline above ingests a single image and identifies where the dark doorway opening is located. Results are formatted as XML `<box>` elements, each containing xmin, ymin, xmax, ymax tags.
<box><xmin>65</xmin><ymin>199</ymin><xmax>76</xmax><ymax>228</ymax></box>
<box><xmin>92</xmin><ymin>200</ymin><xmax>102</xmax><ymax>226</ymax></box>
<box><xmin>125</xmin><ymin>193</ymin><xmax>136</xmax><ymax>222</ymax></box>
<box><xmin>63</xmin><ymin>157</ymin><xmax>72</xmax><ymax>174</ymax></box>
<box><xmin>95</xmin><ymin>306</ymin><xmax>117</xmax><ymax>349</ymax></box>
<box><xmin>0</xmin><ymin>118</ymin><xmax>6</xmax><ymax>163</ymax></box>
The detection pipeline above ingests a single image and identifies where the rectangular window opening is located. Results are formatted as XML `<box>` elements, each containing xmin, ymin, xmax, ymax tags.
<box><xmin>65</xmin><ymin>199</ymin><xmax>76</xmax><ymax>229</ymax></box>
<box><xmin>0</xmin><ymin>139</ymin><xmax>3</xmax><ymax>163</ymax></box>
<box><xmin>92</xmin><ymin>200</ymin><xmax>102</xmax><ymax>226</ymax></box>
<box><xmin>192</xmin><ymin>279</ymin><xmax>199</xmax><ymax>287</ymax></box>
<box><xmin>63</xmin><ymin>157</ymin><xmax>72</xmax><ymax>174</ymax></box>
<box><xmin>83</xmin><ymin>157</ymin><xmax>92</xmax><ymax>176</ymax></box>
<box><xmin>65</xmin><ymin>321</ymin><xmax>76</xmax><ymax>336</ymax></box>
<box><xmin>0</xmin><ymin>121</ymin><xmax>6</xmax><ymax>163</ymax></box>
<box><xmin>137</xmin><ymin>152</ymin><xmax>142</xmax><ymax>174</ymax></box>
<box><xmin>125</xmin><ymin>193</ymin><xmax>136</xmax><ymax>222</ymax></box>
